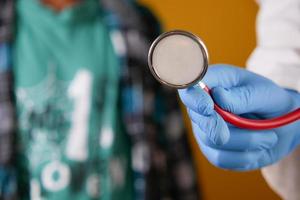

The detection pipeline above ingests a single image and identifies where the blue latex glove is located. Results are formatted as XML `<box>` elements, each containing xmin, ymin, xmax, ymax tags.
<box><xmin>178</xmin><ymin>64</ymin><xmax>300</xmax><ymax>171</ymax></box>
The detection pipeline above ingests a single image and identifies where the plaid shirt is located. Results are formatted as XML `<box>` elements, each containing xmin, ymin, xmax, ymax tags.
<box><xmin>0</xmin><ymin>0</ymin><xmax>18</xmax><ymax>199</ymax></box>
<box><xmin>0</xmin><ymin>1</ymin><xmax>201</xmax><ymax>199</ymax></box>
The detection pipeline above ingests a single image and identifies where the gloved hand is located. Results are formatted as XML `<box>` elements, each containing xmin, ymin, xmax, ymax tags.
<box><xmin>178</xmin><ymin>64</ymin><xmax>300</xmax><ymax>171</ymax></box>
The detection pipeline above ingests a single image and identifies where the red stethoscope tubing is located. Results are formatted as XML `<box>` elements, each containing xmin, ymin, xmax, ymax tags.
<box><xmin>202</xmin><ymin>85</ymin><xmax>300</xmax><ymax>130</ymax></box>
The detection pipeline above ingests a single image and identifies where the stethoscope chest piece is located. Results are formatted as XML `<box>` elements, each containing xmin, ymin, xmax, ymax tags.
<box><xmin>148</xmin><ymin>30</ymin><xmax>209</xmax><ymax>89</ymax></box>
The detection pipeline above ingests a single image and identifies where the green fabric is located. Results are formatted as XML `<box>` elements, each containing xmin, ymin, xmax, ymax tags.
<box><xmin>13</xmin><ymin>0</ymin><xmax>133</xmax><ymax>199</ymax></box>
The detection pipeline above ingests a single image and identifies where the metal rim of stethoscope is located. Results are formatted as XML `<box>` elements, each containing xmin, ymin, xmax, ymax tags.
<box><xmin>147</xmin><ymin>30</ymin><xmax>210</xmax><ymax>89</ymax></box>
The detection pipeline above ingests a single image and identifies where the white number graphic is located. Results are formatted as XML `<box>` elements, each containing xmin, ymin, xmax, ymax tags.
<box><xmin>66</xmin><ymin>70</ymin><xmax>92</xmax><ymax>161</ymax></box>
<box><xmin>41</xmin><ymin>161</ymin><xmax>70</xmax><ymax>192</ymax></box>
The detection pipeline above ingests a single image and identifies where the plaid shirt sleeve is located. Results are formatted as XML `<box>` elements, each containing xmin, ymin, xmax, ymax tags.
<box><xmin>0</xmin><ymin>0</ymin><xmax>18</xmax><ymax>199</ymax></box>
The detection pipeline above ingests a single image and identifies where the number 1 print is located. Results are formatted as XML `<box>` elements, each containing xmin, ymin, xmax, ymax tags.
<box><xmin>66</xmin><ymin>70</ymin><xmax>92</xmax><ymax>161</ymax></box>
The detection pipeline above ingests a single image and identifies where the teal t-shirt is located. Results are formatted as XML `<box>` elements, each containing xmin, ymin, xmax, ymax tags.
<box><xmin>13</xmin><ymin>0</ymin><xmax>132</xmax><ymax>199</ymax></box>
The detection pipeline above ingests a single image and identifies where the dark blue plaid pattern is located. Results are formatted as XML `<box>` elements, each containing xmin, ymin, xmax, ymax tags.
<box><xmin>0</xmin><ymin>1</ymin><xmax>18</xmax><ymax>199</ymax></box>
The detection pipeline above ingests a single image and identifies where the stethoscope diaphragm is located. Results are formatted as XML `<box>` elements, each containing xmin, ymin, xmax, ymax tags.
<box><xmin>148</xmin><ymin>30</ymin><xmax>209</xmax><ymax>89</ymax></box>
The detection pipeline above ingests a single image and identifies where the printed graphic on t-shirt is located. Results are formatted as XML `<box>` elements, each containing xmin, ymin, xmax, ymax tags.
<box><xmin>16</xmin><ymin>68</ymin><xmax>107</xmax><ymax>198</ymax></box>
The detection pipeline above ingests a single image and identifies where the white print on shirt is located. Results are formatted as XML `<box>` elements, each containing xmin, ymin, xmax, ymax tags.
<box><xmin>41</xmin><ymin>161</ymin><xmax>71</xmax><ymax>192</ymax></box>
<box><xmin>66</xmin><ymin>69</ymin><xmax>92</xmax><ymax>161</ymax></box>
<box><xmin>17</xmin><ymin>68</ymin><xmax>95</xmax><ymax>195</ymax></box>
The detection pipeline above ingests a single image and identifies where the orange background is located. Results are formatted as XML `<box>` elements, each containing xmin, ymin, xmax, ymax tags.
<box><xmin>139</xmin><ymin>0</ymin><xmax>281</xmax><ymax>199</ymax></box>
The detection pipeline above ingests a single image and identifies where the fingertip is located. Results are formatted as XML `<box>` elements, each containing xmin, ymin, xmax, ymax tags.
<box><xmin>211</xmin><ymin>86</ymin><xmax>229</xmax><ymax>104</ymax></box>
<box><xmin>178</xmin><ymin>86</ymin><xmax>214</xmax><ymax>116</ymax></box>
<box><xmin>211</xmin><ymin>87</ymin><xmax>234</xmax><ymax>112</ymax></box>
<box><xmin>199</xmin><ymin>97</ymin><xmax>214</xmax><ymax>116</ymax></box>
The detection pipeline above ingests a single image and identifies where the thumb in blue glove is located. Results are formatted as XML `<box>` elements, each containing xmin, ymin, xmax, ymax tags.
<box><xmin>178</xmin><ymin>64</ymin><xmax>300</xmax><ymax>171</ymax></box>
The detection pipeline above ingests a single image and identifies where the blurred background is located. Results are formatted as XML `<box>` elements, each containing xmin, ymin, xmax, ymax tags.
<box><xmin>139</xmin><ymin>0</ymin><xmax>280</xmax><ymax>199</ymax></box>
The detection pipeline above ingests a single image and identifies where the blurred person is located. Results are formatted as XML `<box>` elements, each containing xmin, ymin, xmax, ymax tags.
<box><xmin>179</xmin><ymin>0</ymin><xmax>300</xmax><ymax>199</ymax></box>
<box><xmin>0</xmin><ymin>0</ymin><xmax>200</xmax><ymax>199</ymax></box>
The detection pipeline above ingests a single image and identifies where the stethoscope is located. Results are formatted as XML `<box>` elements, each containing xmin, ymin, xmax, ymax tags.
<box><xmin>148</xmin><ymin>30</ymin><xmax>300</xmax><ymax>130</ymax></box>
